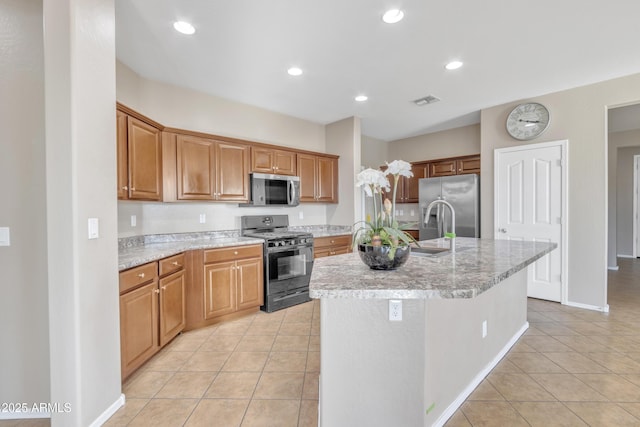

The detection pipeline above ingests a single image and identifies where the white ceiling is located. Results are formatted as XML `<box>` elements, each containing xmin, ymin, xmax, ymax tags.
<box><xmin>115</xmin><ymin>0</ymin><xmax>640</xmax><ymax>142</ymax></box>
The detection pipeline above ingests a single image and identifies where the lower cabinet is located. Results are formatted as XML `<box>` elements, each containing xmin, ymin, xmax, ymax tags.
<box><xmin>186</xmin><ymin>244</ymin><xmax>264</xmax><ymax>329</ymax></box>
<box><xmin>119</xmin><ymin>253</ymin><xmax>186</xmax><ymax>380</ymax></box>
<box><xmin>314</xmin><ymin>234</ymin><xmax>352</xmax><ymax>258</ymax></box>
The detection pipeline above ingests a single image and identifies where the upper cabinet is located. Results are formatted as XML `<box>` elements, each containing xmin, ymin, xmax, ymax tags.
<box><xmin>298</xmin><ymin>154</ymin><xmax>338</xmax><ymax>203</ymax></box>
<box><xmin>384</xmin><ymin>162</ymin><xmax>429</xmax><ymax>204</ymax></box>
<box><xmin>251</xmin><ymin>147</ymin><xmax>297</xmax><ymax>176</ymax></box>
<box><xmin>428</xmin><ymin>155</ymin><xmax>480</xmax><ymax>177</ymax></box>
<box><xmin>117</xmin><ymin>107</ymin><xmax>163</xmax><ymax>201</ymax></box>
<box><xmin>164</xmin><ymin>133</ymin><xmax>250</xmax><ymax>202</ymax></box>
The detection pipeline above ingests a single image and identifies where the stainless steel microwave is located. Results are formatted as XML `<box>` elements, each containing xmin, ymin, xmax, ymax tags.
<box><xmin>241</xmin><ymin>173</ymin><xmax>300</xmax><ymax>207</ymax></box>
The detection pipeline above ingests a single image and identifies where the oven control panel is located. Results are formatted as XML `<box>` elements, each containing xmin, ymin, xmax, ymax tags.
<box><xmin>267</xmin><ymin>237</ymin><xmax>313</xmax><ymax>248</ymax></box>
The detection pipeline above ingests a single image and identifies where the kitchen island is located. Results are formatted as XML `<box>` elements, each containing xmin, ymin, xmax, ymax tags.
<box><xmin>309</xmin><ymin>237</ymin><xmax>556</xmax><ymax>427</ymax></box>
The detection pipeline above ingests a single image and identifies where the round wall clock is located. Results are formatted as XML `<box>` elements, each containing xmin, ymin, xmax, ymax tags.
<box><xmin>506</xmin><ymin>102</ymin><xmax>550</xmax><ymax>140</ymax></box>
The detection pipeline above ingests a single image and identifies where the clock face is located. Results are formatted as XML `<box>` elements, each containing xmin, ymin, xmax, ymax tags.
<box><xmin>506</xmin><ymin>102</ymin><xmax>550</xmax><ymax>140</ymax></box>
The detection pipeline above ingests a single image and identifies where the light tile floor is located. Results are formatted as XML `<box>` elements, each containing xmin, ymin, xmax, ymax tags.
<box><xmin>3</xmin><ymin>258</ymin><xmax>640</xmax><ymax>426</ymax></box>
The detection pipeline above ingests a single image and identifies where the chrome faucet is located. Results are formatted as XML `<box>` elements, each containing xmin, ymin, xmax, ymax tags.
<box><xmin>424</xmin><ymin>199</ymin><xmax>456</xmax><ymax>252</ymax></box>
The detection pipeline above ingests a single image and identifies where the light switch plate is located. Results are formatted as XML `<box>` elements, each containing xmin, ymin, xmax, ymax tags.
<box><xmin>88</xmin><ymin>218</ymin><xmax>99</xmax><ymax>239</ymax></box>
<box><xmin>0</xmin><ymin>227</ymin><xmax>10</xmax><ymax>246</ymax></box>
<box><xmin>199</xmin><ymin>214</ymin><xmax>206</xmax><ymax>224</ymax></box>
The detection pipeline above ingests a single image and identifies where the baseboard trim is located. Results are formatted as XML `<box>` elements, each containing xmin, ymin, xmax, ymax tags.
<box><xmin>608</xmin><ymin>265</ymin><xmax>619</xmax><ymax>271</ymax></box>
<box><xmin>89</xmin><ymin>394</ymin><xmax>125</xmax><ymax>427</ymax></box>
<box><xmin>566</xmin><ymin>301</ymin><xmax>610</xmax><ymax>313</ymax></box>
<box><xmin>433</xmin><ymin>322</ymin><xmax>529</xmax><ymax>427</ymax></box>
<box><xmin>617</xmin><ymin>254</ymin><xmax>635</xmax><ymax>259</ymax></box>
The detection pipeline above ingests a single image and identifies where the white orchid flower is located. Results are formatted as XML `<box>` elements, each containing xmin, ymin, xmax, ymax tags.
<box><xmin>385</xmin><ymin>160</ymin><xmax>413</xmax><ymax>178</ymax></box>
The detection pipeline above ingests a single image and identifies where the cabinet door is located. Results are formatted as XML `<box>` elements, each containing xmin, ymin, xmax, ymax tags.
<box><xmin>176</xmin><ymin>135</ymin><xmax>216</xmax><ymax>200</ymax></box>
<box><xmin>236</xmin><ymin>258</ymin><xmax>264</xmax><ymax>310</ymax></box>
<box><xmin>428</xmin><ymin>159</ymin><xmax>457</xmax><ymax>177</ymax></box>
<box><xmin>405</xmin><ymin>163</ymin><xmax>428</xmax><ymax>203</ymax></box>
<box><xmin>297</xmin><ymin>154</ymin><xmax>317</xmax><ymax>202</ymax></box>
<box><xmin>273</xmin><ymin>150</ymin><xmax>296</xmax><ymax>175</ymax></box>
<box><xmin>116</xmin><ymin>110</ymin><xmax>129</xmax><ymax>199</ymax></box>
<box><xmin>120</xmin><ymin>281</ymin><xmax>159</xmax><ymax>379</ymax></box>
<box><xmin>317</xmin><ymin>156</ymin><xmax>337</xmax><ymax>202</ymax></box>
<box><xmin>159</xmin><ymin>270</ymin><xmax>186</xmax><ymax>347</ymax></box>
<box><xmin>127</xmin><ymin>117</ymin><xmax>162</xmax><ymax>200</ymax></box>
<box><xmin>457</xmin><ymin>156</ymin><xmax>480</xmax><ymax>174</ymax></box>
<box><xmin>203</xmin><ymin>261</ymin><xmax>236</xmax><ymax>319</ymax></box>
<box><xmin>216</xmin><ymin>142</ymin><xmax>249</xmax><ymax>201</ymax></box>
<box><xmin>250</xmin><ymin>147</ymin><xmax>275</xmax><ymax>174</ymax></box>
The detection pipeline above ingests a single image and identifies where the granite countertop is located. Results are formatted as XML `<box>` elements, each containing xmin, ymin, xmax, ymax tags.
<box><xmin>118</xmin><ymin>233</ymin><xmax>263</xmax><ymax>271</ymax></box>
<box><xmin>118</xmin><ymin>225</ymin><xmax>353</xmax><ymax>271</ymax></box>
<box><xmin>309</xmin><ymin>237</ymin><xmax>556</xmax><ymax>300</ymax></box>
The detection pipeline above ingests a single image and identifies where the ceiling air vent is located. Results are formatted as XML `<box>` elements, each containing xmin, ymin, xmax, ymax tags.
<box><xmin>412</xmin><ymin>95</ymin><xmax>440</xmax><ymax>106</ymax></box>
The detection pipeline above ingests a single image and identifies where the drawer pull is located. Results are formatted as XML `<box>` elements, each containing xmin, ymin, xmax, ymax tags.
<box><xmin>161</xmin><ymin>286</ymin><xmax>167</xmax><ymax>291</ymax></box>
<box><xmin>234</xmin><ymin>251</ymin><xmax>238</xmax><ymax>255</ymax></box>
<box><xmin>171</xmin><ymin>261</ymin><xmax>179</xmax><ymax>266</ymax></box>
<box><xmin>330</xmin><ymin>240</ymin><xmax>335</xmax><ymax>244</ymax></box>
<box><xmin>137</xmin><ymin>273</ymin><xmax>145</xmax><ymax>278</ymax></box>
<box><xmin>154</xmin><ymin>289</ymin><xmax>160</xmax><ymax>294</ymax></box>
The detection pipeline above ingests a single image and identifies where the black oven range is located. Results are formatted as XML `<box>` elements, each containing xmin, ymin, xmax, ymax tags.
<box><xmin>241</xmin><ymin>215</ymin><xmax>313</xmax><ymax>312</ymax></box>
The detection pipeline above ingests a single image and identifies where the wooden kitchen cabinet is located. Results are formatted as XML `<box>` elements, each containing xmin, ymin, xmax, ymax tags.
<box><xmin>314</xmin><ymin>234</ymin><xmax>352</xmax><ymax>258</ymax></box>
<box><xmin>428</xmin><ymin>155</ymin><xmax>480</xmax><ymax>177</ymax></box>
<box><xmin>169</xmin><ymin>133</ymin><xmax>250</xmax><ymax>202</ymax></box>
<box><xmin>384</xmin><ymin>162</ymin><xmax>428</xmax><ymax>203</ymax></box>
<box><xmin>116</xmin><ymin>106</ymin><xmax>163</xmax><ymax>201</ymax></box>
<box><xmin>119</xmin><ymin>253</ymin><xmax>186</xmax><ymax>380</ymax></box>
<box><xmin>251</xmin><ymin>147</ymin><xmax>297</xmax><ymax>176</ymax></box>
<box><xmin>298</xmin><ymin>154</ymin><xmax>338</xmax><ymax>203</ymax></box>
<box><xmin>186</xmin><ymin>244</ymin><xmax>263</xmax><ymax>328</ymax></box>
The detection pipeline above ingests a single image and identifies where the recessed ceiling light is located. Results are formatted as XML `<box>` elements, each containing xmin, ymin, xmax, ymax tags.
<box><xmin>173</xmin><ymin>21</ymin><xmax>195</xmax><ymax>35</ymax></box>
<box><xmin>287</xmin><ymin>67</ymin><xmax>303</xmax><ymax>76</ymax></box>
<box><xmin>445</xmin><ymin>61</ymin><xmax>463</xmax><ymax>70</ymax></box>
<box><xmin>355</xmin><ymin>95</ymin><xmax>368</xmax><ymax>102</ymax></box>
<box><xmin>382</xmin><ymin>9</ymin><xmax>404</xmax><ymax>24</ymax></box>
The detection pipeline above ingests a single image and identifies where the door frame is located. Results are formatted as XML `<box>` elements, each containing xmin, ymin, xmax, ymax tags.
<box><xmin>494</xmin><ymin>139</ymin><xmax>569</xmax><ymax>304</ymax></box>
<box><xmin>634</xmin><ymin>155</ymin><xmax>640</xmax><ymax>258</ymax></box>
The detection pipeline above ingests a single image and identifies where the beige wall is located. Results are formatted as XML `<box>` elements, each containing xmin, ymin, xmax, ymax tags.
<box><xmin>480</xmin><ymin>72</ymin><xmax>640</xmax><ymax>309</ymax></box>
<box><xmin>0</xmin><ymin>0</ymin><xmax>50</xmax><ymax>410</ymax></box>
<box><xmin>326</xmin><ymin>117</ymin><xmax>361</xmax><ymax>226</ymax></box>
<box><xmin>116</xmin><ymin>62</ymin><xmax>336</xmax><ymax>236</ymax></box>
<box><xmin>361</xmin><ymin>134</ymin><xmax>389</xmax><ymax>169</ymax></box>
<box><xmin>388</xmin><ymin>124</ymin><xmax>480</xmax><ymax>162</ymax></box>
<box><xmin>44</xmin><ymin>0</ymin><xmax>122</xmax><ymax>424</ymax></box>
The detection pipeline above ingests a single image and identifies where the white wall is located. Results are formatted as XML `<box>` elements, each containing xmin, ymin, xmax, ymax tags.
<box><xmin>116</xmin><ymin>61</ymin><xmax>337</xmax><ymax>236</ymax></box>
<box><xmin>0</xmin><ymin>0</ymin><xmax>50</xmax><ymax>411</ymax></box>
<box><xmin>617</xmin><ymin>145</ymin><xmax>640</xmax><ymax>257</ymax></box>
<box><xmin>361</xmin><ymin>134</ymin><xmax>389</xmax><ymax>169</ymax></box>
<box><xmin>608</xmin><ymin>128</ymin><xmax>640</xmax><ymax>266</ymax></box>
<box><xmin>326</xmin><ymin>117</ymin><xmax>361</xmax><ymax>226</ymax></box>
<box><xmin>44</xmin><ymin>0</ymin><xmax>122</xmax><ymax>424</ymax></box>
<box><xmin>388</xmin><ymin>124</ymin><xmax>480</xmax><ymax>161</ymax></box>
<box><xmin>480</xmin><ymin>72</ymin><xmax>640</xmax><ymax>309</ymax></box>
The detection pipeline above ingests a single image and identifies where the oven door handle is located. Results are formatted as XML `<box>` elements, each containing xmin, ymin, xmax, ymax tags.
<box><xmin>267</xmin><ymin>244</ymin><xmax>313</xmax><ymax>254</ymax></box>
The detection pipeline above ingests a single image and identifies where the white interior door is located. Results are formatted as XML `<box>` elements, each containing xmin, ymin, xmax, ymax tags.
<box><xmin>634</xmin><ymin>155</ymin><xmax>640</xmax><ymax>258</ymax></box>
<box><xmin>495</xmin><ymin>141</ymin><xmax>567</xmax><ymax>302</ymax></box>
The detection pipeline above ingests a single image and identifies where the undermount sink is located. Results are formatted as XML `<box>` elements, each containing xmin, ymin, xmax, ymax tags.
<box><xmin>410</xmin><ymin>246</ymin><xmax>451</xmax><ymax>257</ymax></box>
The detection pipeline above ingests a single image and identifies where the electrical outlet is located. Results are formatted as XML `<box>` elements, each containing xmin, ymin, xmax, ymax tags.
<box><xmin>299</xmin><ymin>211</ymin><xmax>304</xmax><ymax>220</ymax></box>
<box><xmin>131</xmin><ymin>215</ymin><xmax>137</xmax><ymax>227</ymax></box>
<box><xmin>482</xmin><ymin>320</ymin><xmax>488</xmax><ymax>338</ymax></box>
<box><xmin>0</xmin><ymin>227</ymin><xmax>10</xmax><ymax>246</ymax></box>
<box><xmin>389</xmin><ymin>300</ymin><xmax>402</xmax><ymax>321</ymax></box>
<box><xmin>199</xmin><ymin>213</ymin><xmax>206</xmax><ymax>224</ymax></box>
<box><xmin>88</xmin><ymin>218</ymin><xmax>99</xmax><ymax>239</ymax></box>
<box><xmin>410</xmin><ymin>209</ymin><xmax>415</xmax><ymax>216</ymax></box>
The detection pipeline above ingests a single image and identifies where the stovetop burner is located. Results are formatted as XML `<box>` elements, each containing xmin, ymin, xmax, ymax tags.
<box><xmin>240</xmin><ymin>215</ymin><xmax>312</xmax><ymax>243</ymax></box>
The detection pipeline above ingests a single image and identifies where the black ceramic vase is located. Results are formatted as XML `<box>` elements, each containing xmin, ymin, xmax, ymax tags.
<box><xmin>358</xmin><ymin>244</ymin><xmax>411</xmax><ymax>270</ymax></box>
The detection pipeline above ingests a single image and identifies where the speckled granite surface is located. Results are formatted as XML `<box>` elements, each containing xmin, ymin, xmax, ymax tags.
<box><xmin>118</xmin><ymin>232</ymin><xmax>263</xmax><ymax>271</ymax></box>
<box><xmin>290</xmin><ymin>224</ymin><xmax>352</xmax><ymax>238</ymax></box>
<box><xmin>309</xmin><ymin>237</ymin><xmax>556</xmax><ymax>300</ymax></box>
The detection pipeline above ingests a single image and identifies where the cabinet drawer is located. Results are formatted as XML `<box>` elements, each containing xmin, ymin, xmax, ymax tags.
<box><xmin>119</xmin><ymin>262</ymin><xmax>158</xmax><ymax>294</ymax></box>
<box><xmin>204</xmin><ymin>244</ymin><xmax>263</xmax><ymax>264</ymax></box>
<box><xmin>159</xmin><ymin>253</ymin><xmax>185</xmax><ymax>277</ymax></box>
<box><xmin>314</xmin><ymin>234</ymin><xmax>352</xmax><ymax>249</ymax></box>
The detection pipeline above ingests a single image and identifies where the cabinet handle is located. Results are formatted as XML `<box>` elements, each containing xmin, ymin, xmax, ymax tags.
<box><xmin>330</xmin><ymin>240</ymin><xmax>335</xmax><ymax>244</ymax></box>
<box><xmin>234</xmin><ymin>251</ymin><xmax>238</xmax><ymax>255</ymax></box>
<box><xmin>161</xmin><ymin>286</ymin><xmax>167</xmax><ymax>291</ymax></box>
<box><xmin>154</xmin><ymin>289</ymin><xmax>160</xmax><ymax>294</ymax></box>
<box><xmin>330</xmin><ymin>251</ymin><xmax>335</xmax><ymax>255</ymax></box>
<box><xmin>121</xmin><ymin>186</ymin><xmax>128</xmax><ymax>191</ymax></box>
<box><xmin>171</xmin><ymin>261</ymin><xmax>179</xmax><ymax>266</ymax></box>
<box><xmin>137</xmin><ymin>273</ymin><xmax>145</xmax><ymax>278</ymax></box>
<box><xmin>130</xmin><ymin>187</ymin><xmax>136</xmax><ymax>191</ymax></box>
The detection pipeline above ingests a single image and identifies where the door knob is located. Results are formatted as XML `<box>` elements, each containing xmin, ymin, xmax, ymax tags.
<box><xmin>498</xmin><ymin>228</ymin><xmax>507</xmax><ymax>233</ymax></box>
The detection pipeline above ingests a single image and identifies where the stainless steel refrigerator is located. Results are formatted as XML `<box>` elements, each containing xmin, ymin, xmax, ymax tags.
<box><xmin>419</xmin><ymin>174</ymin><xmax>480</xmax><ymax>241</ymax></box>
